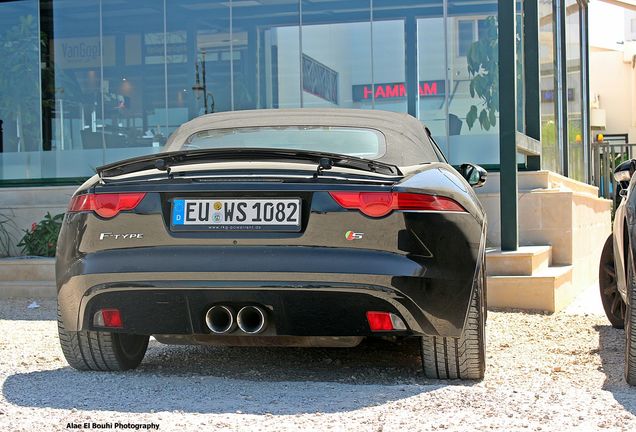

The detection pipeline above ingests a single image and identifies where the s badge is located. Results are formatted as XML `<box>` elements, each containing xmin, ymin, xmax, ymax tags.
<box><xmin>345</xmin><ymin>230</ymin><xmax>364</xmax><ymax>241</ymax></box>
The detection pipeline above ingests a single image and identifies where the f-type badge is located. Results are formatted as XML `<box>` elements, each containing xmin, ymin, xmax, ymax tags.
<box><xmin>99</xmin><ymin>232</ymin><xmax>144</xmax><ymax>240</ymax></box>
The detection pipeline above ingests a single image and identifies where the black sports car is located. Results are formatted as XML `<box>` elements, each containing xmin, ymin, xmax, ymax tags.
<box><xmin>56</xmin><ymin>109</ymin><xmax>488</xmax><ymax>379</ymax></box>
<box><xmin>600</xmin><ymin>159</ymin><xmax>636</xmax><ymax>385</ymax></box>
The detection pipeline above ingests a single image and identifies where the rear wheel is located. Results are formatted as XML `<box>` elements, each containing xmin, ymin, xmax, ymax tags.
<box><xmin>625</xmin><ymin>248</ymin><xmax>636</xmax><ymax>385</ymax></box>
<box><xmin>600</xmin><ymin>234</ymin><xmax>625</xmax><ymax>328</ymax></box>
<box><xmin>420</xmin><ymin>261</ymin><xmax>486</xmax><ymax>380</ymax></box>
<box><xmin>57</xmin><ymin>305</ymin><xmax>149</xmax><ymax>371</ymax></box>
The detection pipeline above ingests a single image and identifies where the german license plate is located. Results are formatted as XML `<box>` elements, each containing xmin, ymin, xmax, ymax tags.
<box><xmin>171</xmin><ymin>198</ymin><xmax>301</xmax><ymax>231</ymax></box>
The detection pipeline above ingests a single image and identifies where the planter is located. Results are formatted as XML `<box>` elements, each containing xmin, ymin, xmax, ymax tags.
<box><xmin>0</xmin><ymin>257</ymin><xmax>55</xmax><ymax>299</ymax></box>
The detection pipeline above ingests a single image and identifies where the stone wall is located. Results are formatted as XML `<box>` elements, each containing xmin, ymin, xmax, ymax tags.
<box><xmin>476</xmin><ymin>171</ymin><xmax>612</xmax><ymax>290</ymax></box>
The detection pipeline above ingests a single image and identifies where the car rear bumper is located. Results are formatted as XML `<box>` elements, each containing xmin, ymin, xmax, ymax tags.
<box><xmin>57</xmin><ymin>245</ymin><xmax>483</xmax><ymax>338</ymax></box>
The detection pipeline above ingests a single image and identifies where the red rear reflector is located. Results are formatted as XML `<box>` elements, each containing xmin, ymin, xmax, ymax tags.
<box><xmin>366</xmin><ymin>311</ymin><xmax>394</xmax><ymax>331</ymax></box>
<box><xmin>329</xmin><ymin>191</ymin><xmax>465</xmax><ymax>217</ymax></box>
<box><xmin>69</xmin><ymin>193</ymin><xmax>146</xmax><ymax>218</ymax></box>
<box><xmin>94</xmin><ymin>309</ymin><xmax>123</xmax><ymax>328</ymax></box>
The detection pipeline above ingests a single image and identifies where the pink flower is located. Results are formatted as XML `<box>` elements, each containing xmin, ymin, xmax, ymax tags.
<box><xmin>31</xmin><ymin>223</ymin><xmax>37</xmax><ymax>232</ymax></box>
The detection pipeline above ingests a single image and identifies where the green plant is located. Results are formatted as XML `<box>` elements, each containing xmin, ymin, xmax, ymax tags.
<box><xmin>0</xmin><ymin>214</ymin><xmax>18</xmax><ymax>257</ymax></box>
<box><xmin>17</xmin><ymin>213</ymin><xmax>64</xmax><ymax>257</ymax></box>
<box><xmin>466</xmin><ymin>16</ymin><xmax>499</xmax><ymax>131</ymax></box>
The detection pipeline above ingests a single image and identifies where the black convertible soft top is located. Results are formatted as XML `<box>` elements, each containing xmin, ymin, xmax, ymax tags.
<box><xmin>163</xmin><ymin>108</ymin><xmax>443</xmax><ymax>167</ymax></box>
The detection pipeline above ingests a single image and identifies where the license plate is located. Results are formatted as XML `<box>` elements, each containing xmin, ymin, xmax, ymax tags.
<box><xmin>171</xmin><ymin>198</ymin><xmax>302</xmax><ymax>231</ymax></box>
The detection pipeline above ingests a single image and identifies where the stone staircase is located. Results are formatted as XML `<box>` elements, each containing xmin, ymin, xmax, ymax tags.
<box><xmin>0</xmin><ymin>258</ymin><xmax>56</xmax><ymax>299</ymax></box>
<box><xmin>486</xmin><ymin>246</ymin><xmax>574</xmax><ymax>312</ymax></box>
<box><xmin>477</xmin><ymin>170</ymin><xmax>611</xmax><ymax>313</ymax></box>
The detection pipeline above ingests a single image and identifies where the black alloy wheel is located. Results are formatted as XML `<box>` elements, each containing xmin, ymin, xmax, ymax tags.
<box><xmin>600</xmin><ymin>235</ymin><xmax>626</xmax><ymax>329</ymax></box>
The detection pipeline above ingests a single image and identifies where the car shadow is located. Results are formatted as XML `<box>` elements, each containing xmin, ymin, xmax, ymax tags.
<box><xmin>2</xmin><ymin>338</ymin><xmax>471</xmax><ymax>415</ymax></box>
<box><xmin>596</xmin><ymin>324</ymin><xmax>636</xmax><ymax>414</ymax></box>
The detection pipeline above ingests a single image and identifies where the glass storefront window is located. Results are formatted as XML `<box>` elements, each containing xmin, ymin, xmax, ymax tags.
<box><xmin>370</xmin><ymin>18</ymin><xmax>407</xmax><ymax>114</ymax></box>
<box><xmin>0</xmin><ymin>0</ymin><xmax>42</xmax><ymax>178</ymax></box>
<box><xmin>566</xmin><ymin>0</ymin><xmax>584</xmax><ymax>181</ymax></box>
<box><xmin>301</xmin><ymin>1</ymin><xmax>371</xmax><ymax>109</ymax></box>
<box><xmin>233</xmin><ymin>1</ymin><xmax>301</xmax><ymax>111</ymax></box>
<box><xmin>166</xmin><ymin>0</ymin><xmax>232</xmax><ymax>123</ymax></box>
<box><xmin>516</xmin><ymin>0</ymin><xmax>526</xmax><ymax>134</ymax></box>
<box><xmin>0</xmin><ymin>0</ymin><xmax>589</xmax><ymax>181</ymax></box>
<box><xmin>445</xmin><ymin>0</ymin><xmax>499</xmax><ymax>165</ymax></box>
<box><xmin>539</xmin><ymin>0</ymin><xmax>559</xmax><ymax>173</ymax></box>
<box><xmin>417</xmin><ymin>3</ymin><xmax>447</xmax><ymax>152</ymax></box>
<box><xmin>100</xmin><ymin>0</ymin><xmax>166</xmax><ymax>164</ymax></box>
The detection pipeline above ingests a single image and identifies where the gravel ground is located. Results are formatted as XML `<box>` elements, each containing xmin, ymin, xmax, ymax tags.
<box><xmin>1</xmin><ymin>290</ymin><xmax>636</xmax><ymax>431</ymax></box>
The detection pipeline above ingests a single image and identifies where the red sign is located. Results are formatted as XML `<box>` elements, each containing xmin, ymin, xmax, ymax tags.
<box><xmin>352</xmin><ymin>80</ymin><xmax>445</xmax><ymax>102</ymax></box>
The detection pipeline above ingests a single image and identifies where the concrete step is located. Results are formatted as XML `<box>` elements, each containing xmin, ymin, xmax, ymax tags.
<box><xmin>0</xmin><ymin>281</ymin><xmax>56</xmax><ymax>299</ymax></box>
<box><xmin>487</xmin><ymin>265</ymin><xmax>573</xmax><ymax>313</ymax></box>
<box><xmin>478</xmin><ymin>170</ymin><xmax>600</xmax><ymax>198</ymax></box>
<box><xmin>0</xmin><ymin>258</ymin><xmax>55</xmax><ymax>281</ymax></box>
<box><xmin>486</xmin><ymin>245</ymin><xmax>552</xmax><ymax>276</ymax></box>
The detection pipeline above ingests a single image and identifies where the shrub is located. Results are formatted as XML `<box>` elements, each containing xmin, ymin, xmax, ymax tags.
<box><xmin>0</xmin><ymin>213</ymin><xmax>18</xmax><ymax>257</ymax></box>
<box><xmin>17</xmin><ymin>212</ymin><xmax>64</xmax><ymax>257</ymax></box>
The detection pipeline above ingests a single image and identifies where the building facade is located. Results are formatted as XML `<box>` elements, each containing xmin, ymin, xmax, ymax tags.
<box><xmin>0</xmin><ymin>0</ymin><xmax>588</xmax><ymax>184</ymax></box>
<box><xmin>588</xmin><ymin>0</ymin><xmax>636</xmax><ymax>141</ymax></box>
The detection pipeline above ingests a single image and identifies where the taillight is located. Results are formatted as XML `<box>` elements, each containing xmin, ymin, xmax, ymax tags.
<box><xmin>366</xmin><ymin>311</ymin><xmax>407</xmax><ymax>331</ymax></box>
<box><xmin>93</xmin><ymin>308</ymin><xmax>123</xmax><ymax>328</ymax></box>
<box><xmin>329</xmin><ymin>191</ymin><xmax>465</xmax><ymax>217</ymax></box>
<box><xmin>68</xmin><ymin>193</ymin><xmax>146</xmax><ymax>219</ymax></box>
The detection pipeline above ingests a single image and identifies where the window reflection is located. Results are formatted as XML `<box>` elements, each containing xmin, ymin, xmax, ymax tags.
<box><xmin>566</xmin><ymin>0</ymin><xmax>584</xmax><ymax>181</ymax></box>
<box><xmin>539</xmin><ymin>0</ymin><xmax>559</xmax><ymax>173</ymax></box>
<box><xmin>100</xmin><ymin>0</ymin><xmax>166</xmax><ymax>164</ymax></box>
<box><xmin>0</xmin><ymin>0</ymin><xmax>42</xmax><ymax>159</ymax></box>
<box><xmin>0</xmin><ymin>0</ymin><xmax>594</xmax><ymax>181</ymax></box>
<box><xmin>166</xmin><ymin>0</ymin><xmax>231</xmax><ymax>124</ymax></box>
<box><xmin>232</xmin><ymin>0</ymin><xmax>301</xmax><ymax>111</ymax></box>
<box><xmin>299</xmin><ymin>1</ymin><xmax>370</xmax><ymax>109</ymax></box>
<box><xmin>417</xmin><ymin>4</ymin><xmax>447</xmax><ymax>152</ymax></box>
<box><xmin>370</xmin><ymin>19</ymin><xmax>406</xmax><ymax>114</ymax></box>
<box><xmin>445</xmin><ymin>0</ymin><xmax>499</xmax><ymax>165</ymax></box>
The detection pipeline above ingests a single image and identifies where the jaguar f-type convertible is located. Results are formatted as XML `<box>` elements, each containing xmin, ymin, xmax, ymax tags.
<box><xmin>56</xmin><ymin>109</ymin><xmax>488</xmax><ymax>379</ymax></box>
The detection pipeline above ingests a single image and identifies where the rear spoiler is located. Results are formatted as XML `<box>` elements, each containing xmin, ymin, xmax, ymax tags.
<box><xmin>96</xmin><ymin>148</ymin><xmax>402</xmax><ymax>179</ymax></box>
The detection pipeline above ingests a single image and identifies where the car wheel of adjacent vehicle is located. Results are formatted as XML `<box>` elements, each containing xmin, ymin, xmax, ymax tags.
<box><xmin>57</xmin><ymin>305</ymin><xmax>149</xmax><ymax>371</ymax></box>
<box><xmin>420</xmin><ymin>259</ymin><xmax>486</xmax><ymax>380</ymax></box>
<box><xmin>600</xmin><ymin>234</ymin><xmax>626</xmax><ymax>328</ymax></box>
<box><xmin>625</xmin><ymin>247</ymin><xmax>636</xmax><ymax>385</ymax></box>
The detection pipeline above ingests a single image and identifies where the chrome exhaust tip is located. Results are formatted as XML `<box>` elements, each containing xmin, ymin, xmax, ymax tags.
<box><xmin>205</xmin><ymin>305</ymin><xmax>236</xmax><ymax>334</ymax></box>
<box><xmin>237</xmin><ymin>306</ymin><xmax>267</xmax><ymax>334</ymax></box>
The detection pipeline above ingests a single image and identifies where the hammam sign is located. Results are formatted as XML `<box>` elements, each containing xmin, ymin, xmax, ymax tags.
<box><xmin>352</xmin><ymin>80</ymin><xmax>445</xmax><ymax>102</ymax></box>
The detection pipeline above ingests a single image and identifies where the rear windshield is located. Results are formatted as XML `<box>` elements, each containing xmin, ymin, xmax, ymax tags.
<box><xmin>184</xmin><ymin>126</ymin><xmax>386</xmax><ymax>159</ymax></box>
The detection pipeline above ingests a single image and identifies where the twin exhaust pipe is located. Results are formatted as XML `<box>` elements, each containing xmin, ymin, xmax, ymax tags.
<box><xmin>205</xmin><ymin>305</ymin><xmax>267</xmax><ymax>335</ymax></box>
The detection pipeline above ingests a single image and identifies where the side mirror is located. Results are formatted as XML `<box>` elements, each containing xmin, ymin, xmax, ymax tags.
<box><xmin>614</xmin><ymin>159</ymin><xmax>636</xmax><ymax>183</ymax></box>
<box><xmin>459</xmin><ymin>163</ymin><xmax>487</xmax><ymax>188</ymax></box>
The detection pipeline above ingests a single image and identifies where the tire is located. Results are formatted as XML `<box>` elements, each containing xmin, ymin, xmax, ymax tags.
<box><xmin>600</xmin><ymin>234</ymin><xmax>626</xmax><ymax>328</ymax></box>
<box><xmin>625</xmin><ymin>248</ymin><xmax>636</xmax><ymax>385</ymax></box>
<box><xmin>420</xmin><ymin>260</ymin><xmax>486</xmax><ymax>380</ymax></box>
<box><xmin>57</xmin><ymin>304</ymin><xmax>149</xmax><ymax>371</ymax></box>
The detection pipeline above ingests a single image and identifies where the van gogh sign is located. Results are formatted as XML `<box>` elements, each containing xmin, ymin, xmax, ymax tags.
<box><xmin>352</xmin><ymin>80</ymin><xmax>445</xmax><ymax>102</ymax></box>
<box><xmin>54</xmin><ymin>37</ymin><xmax>115</xmax><ymax>69</ymax></box>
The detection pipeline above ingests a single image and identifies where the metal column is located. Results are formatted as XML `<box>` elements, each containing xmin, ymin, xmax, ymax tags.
<box><xmin>581</xmin><ymin>2</ymin><xmax>591</xmax><ymax>183</ymax></box>
<box><xmin>498</xmin><ymin>0</ymin><xmax>518</xmax><ymax>251</ymax></box>
<box><xmin>405</xmin><ymin>16</ymin><xmax>419</xmax><ymax>118</ymax></box>
<box><xmin>555</xmin><ymin>0</ymin><xmax>569</xmax><ymax>176</ymax></box>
